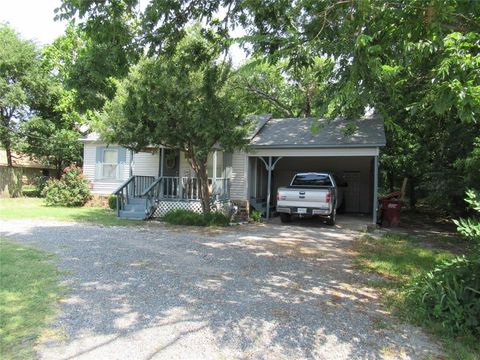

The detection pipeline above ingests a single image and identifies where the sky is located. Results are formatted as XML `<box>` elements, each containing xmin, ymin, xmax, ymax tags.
<box><xmin>0</xmin><ymin>0</ymin><xmax>67</xmax><ymax>45</ymax></box>
<box><xmin>0</xmin><ymin>0</ymin><xmax>247</xmax><ymax>64</ymax></box>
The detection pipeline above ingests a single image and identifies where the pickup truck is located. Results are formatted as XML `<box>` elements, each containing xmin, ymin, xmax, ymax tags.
<box><xmin>276</xmin><ymin>172</ymin><xmax>337</xmax><ymax>225</ymax></box>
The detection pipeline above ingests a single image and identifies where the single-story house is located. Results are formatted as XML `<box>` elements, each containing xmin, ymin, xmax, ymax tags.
<box><xmin>80</xmin><ymin>114</ymin><xmax>386</xmax><ymax>222</ymax></box>
<box><xmin>0</xmin><ymin>149</ymin><xmax>56</xmax><ymax>181</ymax></box>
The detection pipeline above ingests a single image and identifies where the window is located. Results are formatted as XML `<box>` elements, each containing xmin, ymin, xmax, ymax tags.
<box><xmin>207</xmin><ymin>151</ymin><xmax>224</xmax><ymax>178</ymax></box>
<box><xmin>102</xmin><ymin>149</ymin><xmax>118</xmax><ymax>179</ymax></box>
<box><xmin>291</xmin><ymin>173</ymin><xmax>333</xmax><ymax>187</ymax></box>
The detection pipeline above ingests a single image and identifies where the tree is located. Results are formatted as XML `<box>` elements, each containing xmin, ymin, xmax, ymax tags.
<box><xmin>232</xmin><ymin>57</ymin><xmax>333</xmax><ymax>118</ymax></box>
<box><xmin>100</xmin><ymin>28</ymin><xmax>250</xmax><ymax>213</ymax></box>
<box><xmin>17</xmin><ymin>28</ymin><xmax>83</xmax><ymax>177</ymax></box>
<box><xmin>0</xmin><ymin>25</ymin><xmax>40</xmax><ymax>166</ymax></box>
<box><xmin>57</xmin><ymin>0</ymin><xmax>480</xmax><ymax>210</ymax></box>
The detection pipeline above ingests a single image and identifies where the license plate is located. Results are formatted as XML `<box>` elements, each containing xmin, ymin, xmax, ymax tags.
<box><xmin>297</xmin><ymin>208</ymin><xmax>307</xmax><ymax>214</ymax></box>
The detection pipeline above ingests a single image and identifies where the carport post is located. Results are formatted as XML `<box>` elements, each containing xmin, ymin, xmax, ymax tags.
<box><xmin>266</xmin><ymin>156</ymin><xmax>272</xmax><ymax>220</ymax></box>
<box><xmin>372</xmin><ymin>155</ymin><xmax>379</xmax><ymax>224</ymax></box>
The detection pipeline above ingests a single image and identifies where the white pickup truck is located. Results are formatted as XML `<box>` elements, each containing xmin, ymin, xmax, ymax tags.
<box><xmin>276</xmin><ymin>172</ymin><xmax>338</xmax><ymax>225</ymax></box>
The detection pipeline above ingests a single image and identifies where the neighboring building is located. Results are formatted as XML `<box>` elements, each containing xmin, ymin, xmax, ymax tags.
<box><xmin>80</xmin><ymin>114</ymin><xmax>386</xmax><ymax>222</ymax></box>
<box><xmin>0</xmin><ymin>149</ymin><xmax>56</xmax><ymax>182</ymax></box>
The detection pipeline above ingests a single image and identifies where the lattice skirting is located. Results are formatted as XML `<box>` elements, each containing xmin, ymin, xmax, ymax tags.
<box><xmin>151</xmin><ymin>200</ymin><xmax>231</xmax><ymax>218</ymax></box>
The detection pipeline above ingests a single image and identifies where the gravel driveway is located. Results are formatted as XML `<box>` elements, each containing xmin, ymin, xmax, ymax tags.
<box><xmin>0</xmin><ymin>219</ymin><xmax>441</xmax><ymax>360</ymax></box>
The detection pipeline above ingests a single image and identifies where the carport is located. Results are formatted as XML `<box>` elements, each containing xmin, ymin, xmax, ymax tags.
<box><xmin>247</xmin><ymin>115</ymin><xmax>386</xmax><ymax>223</ymax></box>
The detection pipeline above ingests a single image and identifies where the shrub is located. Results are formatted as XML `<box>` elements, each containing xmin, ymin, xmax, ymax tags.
<box><xmin>163</xmin><ymin>209</ymin><xmax>230</xmax><ymax>227</ymax></box>
<box><xmin>108</xmin><ymin>195</ymin><xmax>117</xmax><ymax>210</ymax></box>
<box><xmin>250</xmin><ymin>209</ymin><xmax>262</xmax><ymax>222</ymax></box>
<box><xmin>406</xmin><ymin>189</ymin><xmax>480</xmax><ymax>336</ymax></box>
<box><xmin>22</xmin><ymin>185</ymin><xmax>40</xmax><ymax>197</ymax></box>
<box><xmin>406</xmin><ymin>256</ymin><xmax>480</xmax><ymax>336</ymax></box>
<box><xmin>42</xmin><ymin>165</ymin><xmax>91</xmax><ymax>207</ymax></box>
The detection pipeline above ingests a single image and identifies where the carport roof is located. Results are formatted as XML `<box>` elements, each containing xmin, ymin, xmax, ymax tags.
<box><xmin>249</xmin><ymin>115</ymin><xmax>386</xmax><ymax>148</ymax></box>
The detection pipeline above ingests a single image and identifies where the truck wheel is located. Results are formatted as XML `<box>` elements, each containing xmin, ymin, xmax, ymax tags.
<box><xmin>326</xmin><ymin>210</ymin><xmax>336</xmax><ymax>226</ymax></box>
<box><xmin>280</xmin><ymin>213</ymin><xmax>292</xmax><ymax>223</ymax></box>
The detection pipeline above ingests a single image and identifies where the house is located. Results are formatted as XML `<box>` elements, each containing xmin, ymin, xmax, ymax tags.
<box><xmin>80</xmin><ymin>114</ymin><xmax>386</xmax><ymax>222</ymax></box>
<box><xmin>0</xmin><ymin>149</ymin><xmax>56</xmax><ymax>181</ymax></box>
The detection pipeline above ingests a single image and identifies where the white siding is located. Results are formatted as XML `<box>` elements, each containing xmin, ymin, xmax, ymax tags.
<box><xmin>133</xmin><ymin>150</ymin><xmax>159</xmax><ymax>177</ymax></box>
<box><xmin>179</xmin><ymin>151</ymin><xmax>193</xmax><ymax>177</ymax></box>
<box><xmin>230</xmin><ymin>151</ymin><xmax>248</xmax><ymax>200</ymax></box>
<box><xmin>83</xmin><ymin>142</ymin><xmax>96</xmax><ymax>183</ymax></box>
<box><xmin>82</xmin><ymin>142</ymin><xmax>131</xmax><ymax>195</ymax></box>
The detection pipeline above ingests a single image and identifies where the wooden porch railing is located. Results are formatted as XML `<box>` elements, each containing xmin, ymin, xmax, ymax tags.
<box><xmin>114</xmin><ymin>175</ymin><xmax>156</xmax><ymax>215</ymax></box>
<box><xmin>142</xmin><ymin>176</ymin><xmax>231</xmax><ymax>218</ymax></box>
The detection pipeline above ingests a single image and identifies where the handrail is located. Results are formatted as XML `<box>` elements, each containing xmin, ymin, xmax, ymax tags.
<box><xmin>114</xmin><ymin>176</ymin><xmax>135</xmax><ymax>195</ymax></box>
<box><xmin>113</xmin><ymin>175</ymin><xmax>155</xmax><ymax>216</ymax></box>
<box><xmin>141</xmin><ymin>176</ymin><xmax>163</xmax><ymax>197</ymax></box>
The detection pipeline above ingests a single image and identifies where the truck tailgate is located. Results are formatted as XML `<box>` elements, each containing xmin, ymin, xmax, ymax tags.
<box><xmin>277</xmin><ymin>188</ymin><xmax>331</xmax><ymax>209</ymax></box>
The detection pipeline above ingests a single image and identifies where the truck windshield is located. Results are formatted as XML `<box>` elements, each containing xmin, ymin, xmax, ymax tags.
<box><xmin>291</xmin><ymin>174</ymin><xmax>333</xmax><ymax>187</ymax></box>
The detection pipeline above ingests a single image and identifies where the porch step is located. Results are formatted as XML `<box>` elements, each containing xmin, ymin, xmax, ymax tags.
<box><xmin>124</xmin><ymin>204</ymin><xmax>146</xmax><ymax>212</ymax></box>
<box><xmin>119</xmin><ymin>210</ymin><xmax>146</xmax><ymax>220</ymax></box>
<box><xmin>127</xmin><ymin>197</ymin><xmax>147</xmax><ymax>206</ymax></box>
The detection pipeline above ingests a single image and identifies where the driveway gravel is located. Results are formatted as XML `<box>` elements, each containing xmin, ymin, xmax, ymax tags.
<box><xmin>0</xmin><ymin>219</ymin><xmax>441</xmax><ymax>360</ymax></box>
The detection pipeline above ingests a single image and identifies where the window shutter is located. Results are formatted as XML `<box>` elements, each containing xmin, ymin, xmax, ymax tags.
<box><xmin>118</xmin><ymin>147</ymin><xmax>127</xmax><ymax>163</ymax></box>
<box><xmin>95</xmin><ymin>146</ymin><xmax>105</xmax><ymax>179</ymax></box>
<box><xmin>224</xmin><ymin>152</ymin><xmax>233</xmax><ymax>179</ymax></box>
<box><xmin>117</xmin><ymin>147</ymin><xmax>127</xmax><ymax>180</ymax></box>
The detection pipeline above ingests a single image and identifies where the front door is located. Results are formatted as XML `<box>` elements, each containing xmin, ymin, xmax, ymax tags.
<box><xmin>162</xmin><ymin>149</ymin><xmax>180</xmax><ymax>177</ymax></box>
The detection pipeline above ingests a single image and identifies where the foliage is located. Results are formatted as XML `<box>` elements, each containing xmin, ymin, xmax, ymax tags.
<box><xmin>453</xmin><ymin>190</ymin><xmax>480</xmax><ymax>254</ymax></box>
<box><xmin>354</xmin><ymin>231</ymin><xmax>478</xmax><ymax>357</ymax></box>
<box><xmin>56</xmin><ymin>0</ymin><xmax>480</xmax><ymax>212</ymax></box>
<box><xmin>250</xmin><ymin>209</ymin><xmax>262</xmax><ymax>222</ymax></box>
<box><xmin>406</xmin><ymin>256</ymin><xmax>480</xmax><ymax>337</ymax></box>
<box><xmin>0</xmin><ymin>197</ymin><xmax>138</xmax><ymax>226</ymax></box>
<box><xmin>22</xmin><ymin>185</ymin><xmax>41</xmax><ymax>198</ymax></box>
<box><xmin>42</xmin><ymin>165</ymin><xmax>91</xmax><ymax>207</ymax></box>
<box><xmin>108</xmin><ymin>194</ymin><xmax>117</xmax><ymax>210</ymax></box>
<box><xmin>406</xmin><ymin>191</ymin><xmax>480</xmax><ymax>340</ymax></box>
<box><xmin>100</xmin><ymin>27</ymin><xmax>249</xmax><ymax>213</ymax></box>
<box><xmin>163</xmin><ymin>209</ymin><xmax>230</xmax><ymax>227</ymax></box>
<box><xmin>232</xmin><ymin>57</ymin><xmax>333</xmax><ymax>118</ymax></box>
<box><xmin>0</xmin><ymin>238</ymin><xmax>61</xmax><ymax>359</ymax></box>
<box><xmin>0</xmin><ymin>25</ymin><xmax>41</xmax><ymax>167</ymax></box>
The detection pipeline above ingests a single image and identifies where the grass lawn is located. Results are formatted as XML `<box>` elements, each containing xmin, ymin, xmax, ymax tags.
<box><xmin>0</xmin><ymin>198</ymin><xmax>139</xmax><ymax>226</ymax></box>
<box><xmin>0</xmin><ymin>238</ymin><xmax>62</xmax><ymax>359</ymax></box>
<box><xmin>353</xmin><ymin>232</ymin><xmax>479</xmax><ymax>360</ymax></box>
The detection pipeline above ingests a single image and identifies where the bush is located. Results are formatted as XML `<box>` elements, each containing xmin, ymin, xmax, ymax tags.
<box><xmin>163</xmin><ymin>209</ymin><xmax>230</xmax><ymax>227</ymax></box>
<box><xmin>406</xmin><ymin>189</ymin><xmax>480</xmax><ymax>337</ymax></box>
<box><xmin>250</xmin><ymin>209</ymin><xmax>262</xmax><ymax>222</ymax></box>
<box><xmin>42</xmin><ymin>165</ymin><xmax>91</xmax><ymax>207</ymax></box>
<box><xmin>406</xmin><ymin>256</ymin><xmax>480</xmax><ymax>336</ymax></box>
<box><xmin>108</xmin><ymin>195</ymin><xmax>117</xmax><ymax>210</ymax></box>
<box><xmin>22</xmin><ymin>185</ymin><xmax>40</xmax><ymax>197</ymax></box>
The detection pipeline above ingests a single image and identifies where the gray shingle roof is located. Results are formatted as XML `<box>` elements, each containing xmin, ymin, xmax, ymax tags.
<box><xmin>249</xmin><ymin>115</ymin><xmax>386</xmax><ymax>148</ymax></box>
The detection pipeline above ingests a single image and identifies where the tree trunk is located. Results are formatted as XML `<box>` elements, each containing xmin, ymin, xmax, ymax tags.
<box><xmin>409</xmin><ymin>177</ymin><xmax>417</xmax><ymax>210</ymax></box>
<box><xmin>388</xmin><ymin>171</ymin><xmax>395</xmax><ymax>193</ymax></box>
<box><xmin>197</xmin><ymin>162</ymin><xmax>211</xmax><ymax>214</ymax></box>
<box><xmin>56</xmin><ymin>160</ymin><xmax>63</xmax><ymax>179</ymax></box>
<box><xmin>5</xmin><ymin>144</ymin><xmax>13</xmax><ymax>167</ymax></box>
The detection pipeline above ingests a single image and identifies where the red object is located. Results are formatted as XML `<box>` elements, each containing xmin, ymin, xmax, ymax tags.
<box><xmin>380</xmin><ymin>197</ymin><xmax>402</xmax><ymax>226</ymax></box>
<box><xmin>326</xmin><ymin>193</ymin><xmax>331</xmax><ymax>203</ymax></box>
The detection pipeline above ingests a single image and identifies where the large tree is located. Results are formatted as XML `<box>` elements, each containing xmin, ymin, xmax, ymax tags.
<box><xmin>100</xmin><ymin>29</ymin><xmax>249</xmax><ymax>213</ymax></box>
<box><xmin>57</xmin><ymin>0</ymin><xmax>480</xmax><ymax>210</ymax></box>
<box><xmin>0</xmin><ymin>25</ymin><xmax>40</xmax><ymax>166</ymax></box>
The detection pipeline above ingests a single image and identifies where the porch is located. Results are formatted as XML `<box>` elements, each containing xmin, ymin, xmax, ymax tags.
<box><xmin>114</xmin><ymin>175</ymin><xmax>231</xmax><ymax>220</ymax></box>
